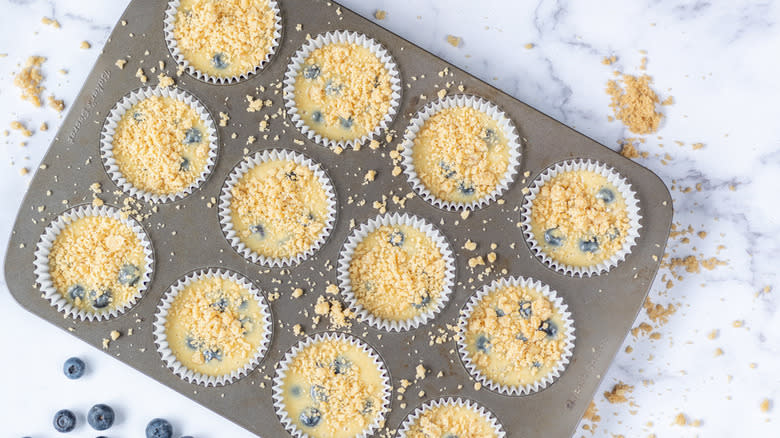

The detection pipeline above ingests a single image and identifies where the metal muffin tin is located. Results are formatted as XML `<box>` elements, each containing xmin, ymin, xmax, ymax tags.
<box><xmin>3</xmin><ymin>0</ymin><xmax>673</xmax><ymax>437</ymax></box>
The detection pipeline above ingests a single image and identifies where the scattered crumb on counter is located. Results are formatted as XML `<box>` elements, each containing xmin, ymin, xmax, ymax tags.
<box><xmin>115</xmin><ymin>59</ymin><xmax>127</xmax><ymax>69</ymax></box>
<box><xmin>41</xmin><ymin>17</ymin><xmax>61</xmax><ymax>28</ymax></box>
<box><xmin>606</xmin><ymin>71</ymin><xmax>665</xmax><ymax>135</ymax></box>
<box><xmin>446</xmin><ymin>35</ymin><xmax>461</xmax><ymax>47</ymax></box>
<box><xmin>157</xmin><ymin>73</ymin><xmax>174</xmax><ymax>88</ymax></box>
<box><xmin>80</xmin><ymin>40</ymin><xmax>91</xmax><ymax>49</ymax></box>
<box><xmin>602</xmin><ymin>55</ymin><xmax>617</xmax><ymax>65</ymax></box>
<box><xmin>760</xmin><ymin>398</ymin><xmax>772</xmax><ymax>413</ymax></box>
<box><xmin>47</xmin><ymin>95</ymin><xmax>64</xmax><ymax>113</ymax></box>
<box><xmin>110</xmin><ymin>330</ymin><xmax>121</xmax><ymax>341</ymax></box>
<box><xmin>524</xmin><ymin>43</ymin><xmax>534</xmax><ymax>49</ymax></box>
<box><xmin>14</xmin><ymin>56</ymin><xmax>46</xmax><ymax>107</ymax></box>
<box><xmin>603</xmin><ymin>381</ymin><xmax>633</xmax><ymax>404</ymax></box>
<box><xmin>374</xmin><ymin>10</ymin><xmax>386</xmax><ymax>20</ymax></box>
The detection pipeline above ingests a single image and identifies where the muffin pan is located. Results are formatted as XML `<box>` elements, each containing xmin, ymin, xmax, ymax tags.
<box><xmin>3</xmin><ymin>0</ymin><xmax>673</xmax><ymax>437</ymax></box>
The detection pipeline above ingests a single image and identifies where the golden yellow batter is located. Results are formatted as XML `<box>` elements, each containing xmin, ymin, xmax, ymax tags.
<box><xmin>112</xmin><ymin>95</ymin><xmax>210</xmax><ymax>196</ymax></box>
<box><xmin>173</xmin><ymin>0</ymin><xmax>277</xmax><ymax>78</ymax></box>
<box><xmin>281</xmin><ymin>338</ymin><xmax>386</xmax><ymax>438</ymax></box>
<box><xmin>405</xmin><ymin>402</ymin><xmax>499</xmax><ymax>438</ymax></box>
<box><xmin>165</xmin><ymin>275</ymin><xmax>267</xmax><ymax>377</ymax></box>
<box><xmin>229</xmin><ymin>158</ymin><xmax>330</xmax><ymax>260</ymax></box>
<box><xmin>294</xmin><ymin>42</ymin><xmax>393</xmax><ymax>142</ymax></box>
<box><xmin>49</xmin><ymin>215</ymin><xmax>145</xmax><ymax>314</ymax></box>
<box><xmin>348</xmin><ymin>224</ymin><xmax>445</xmax><ymax>322</ymax></box>
<box><xmin>530</xmin><ymin>169</ymin><xmax>630</xmax><ymax>267</ymax></box>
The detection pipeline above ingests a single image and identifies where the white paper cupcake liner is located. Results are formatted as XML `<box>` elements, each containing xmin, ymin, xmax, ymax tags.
<box><xmin>32</xmin><ymin>204</ymin><xmax>155</xmax><ymax>322</ymax></box>
<box><xmin>456</xmin><ymin>276</ymin><xmax>575</xmax><ymax>396</ymax></box>
<box><xmin>337</xmin><ymin>213</ymin><xmax>456</xmax><ymax>332</ymax></box>
<box><xmin>163</xmin><ymin>0</ymin><xmax>282</xmax><ymax>85</ymax></box>
<box><xmin>218</xmin><ymin>149</ymin><xmax>337</xmax><ymax>267</ymax></box>
<box><xmin>521</xmin><ymin>159</ymin><xmax>642</xmax><ymax>277</ymax></box>
<box><xmin>396</xmin><ymin>397</ymin><xmax>507</xmax><ymax>438</ymax></box>
<box><xmin>100</xmin><ymin>86</ymin><xmax>219</xmax><ymax>203</ymax></box>
<box><xmin>272</xmin><ymin>332</ymin><xmax>391</xmax><ymax>438</ymax></box>
<box><xmin>400</xmin><ymin>94</ymin><xmax>522</xmax><ymax>211</ymax></box>
<box><xmin>153</xmin><ymin>268</ymin><xmax>273</xmax><ymax>386</ymax></box>
<box><xmin>283</xmin><ymin>30</ymin><xmax>402</xmax><ymax>149</ymax></box>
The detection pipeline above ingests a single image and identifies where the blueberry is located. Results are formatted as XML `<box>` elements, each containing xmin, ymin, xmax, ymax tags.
<box><xmin>303</xmin><ymin>64</ymin><xmax>320</xmax><ymax>80</ymax></box>
<box><xmin>211</xmin><ymin>298</ymin><xmax>228</xmax><ymax>312</ymax></box>
<box><xmin>146</xmin><ymin>418</ymin><xmax>173</xmax><ymax>438</ymax></box>
<box><xmin>211</xmin><ymin>52</ymin><xmax>228</xmax><ymax>69</ymax></box>
<box><xmin>325</xmin><ymin>80</ymin><xmax>342</xmax><ymax>96</ymax></box>
<box><xmin>87</xmin><ymin>404</ymin><xmax>115</xmax><ymax>431</ymax></box>
<box><xmin>310</xmin><ymin>384</ymin><xmax>329</xmax><ymax>402</ymax></box>
<box><xmin>518</xmin><ymin>300</ymin><xmax>533</xmax><ymax>319</ymax></box>
<box><xmin>179</xmin><ymin>157</ymin><xmax>190</xmax><ymax>172</ymax></box>
<box><xmin>411</xmin><ymin>291</ymin><xmax>431</xmax><ymax>309</ymax></box>
<box><xmin>63</xmin><ymin>357</ymin><xmax>85</xmax><ymax>379</ymax></box>
<box><xmin>132</xmin><ymin>111</ymin><xmax>145</xmax><ymax>123</ymax></box>
<box><xmin>299</xmin><ymin>407</ymin><xmax>321</xmax><ymax>427</ymax></box>
<box><xmin>339</xmin><ymin>116</ymin><xmax>353</xmax><ymax>129</ymax></box>
<box><xmin>250</xmin><ymin>224</ymin><xmax>265</xmax><ymax>238</ymax></box>
<box><xmin>67</xmin><ymin>284</ymin><xmax>85</xmax><ymax>301</ymax></box>
<box><xmin>532</xmin><ymin>361</ymin><xmax>542</xmax><ymax>368</ymax></box>
<box><xmin>90</xmin><ymin>289</ymin><xmax>112</xmax><ymax>309</ymax></box>
<box><xmin>53</xmin><ymin>409</ymin><xmax>76</xmax><ymax>432</ymax></box>
<box><xmin>362</xmin><ymin>399</ymin><xmax>374</xmax><ymax>414</ymax></box>
<box><xmin>443</xmin><ymin>434</ymin><xmax>459</xmax><ymax>438</ymax></box>
<box><xmin>544</xmin><ymin>228</ymin><xmax>563</xmax><ymax>247</ymax></box>
<box><xmin>539</xmin><ymin>319</ymin><xmax>558</xmax><ymax>338</ymax></box>
<box><xmin>118</xmin><ymin>264</ymin><xmax>141</xmax><ymax>286</ymax></box>
<box><xmin>311</xmin><ymin>110</ymin><xmax>324</xmax><ymax>123</ymax></box>
<box><xmin>483</xmin><ymin>127</ymin><xmax>498</xmax><ymax>145</ymax></box>
<box><xmin>495</xmin><ymin>308</ymin><xmax>505</xmax><ymax>317</ymax></box>
<box><xmin>183</xmin><ymin>127</ymin><xmax>202</xmax><ymax>144</ymax></box>
<box><xmin>388</xmin><ymin>230</ymin><xmax>405</xmax><ymax>247</ymax></box>
<box><xmin>185</xmin><ymin>336</ymin><xmax>200</xmax><ymax>350</ymax></box>
<box><xmin>286</xmin><ymin>171</ymin><xmax>298</xmax><ymax>181</ymax></box>
<box><xmin>239</xmin><ymin>316</ymin><xmax>253</xmax><ymax>333</ymax></box>
<box><xmin>475</xmin><ymin>334</ymin><xmax>491</xmax><ymax>353</ymax></box>
<box><xmin>332</xmin><ymin>356</ymin><xmax>351</xmax><ymax>375</ymax></box>
<box><xmin>458</xmin><ymin>181</ymin><xmax>475</xmax><ymax>195</ymax></box>
<box><xmin>596</xmin><ymin>187</ymin><xmax>615</xmax><ymax>204</ymax></box>
<box><xmin>439</xmin><ymin>161</ymin><xmax>456</xmax><ymax>179</ymax></box>
<box><xmin>515</xmin><ymin>332</ymin><xmax>528</xmax><ymax>342</ymax></box>
<box><xmin>373</xmin><ymin>74</ymin><xmax>381</xmax><ymax>88</ymax></box>
<box><xmin>290</xmin><ymin>385</ymin><xmax>302</xmax><ymax>397</ymax></box>
<box><xmin>609</xmin><ymin>228</ymin><xmax>621</xmax><ymax>240</ymax></box>
<box><xmin>238</xmin><ymin>298</ymin><xmax>249</xmax><ymax>310</ymax></box>
<box><xmin>579</xmin><ymin>238</ymin><xmax>599</xmax><ymax>253</ymax></box>
<box><xmin>203</xmin><ymin>348</ymin><xmax>222</xmax><ymax>362</ymax></box>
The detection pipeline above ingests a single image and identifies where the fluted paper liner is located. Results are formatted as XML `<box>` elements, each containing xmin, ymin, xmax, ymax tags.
<box><xmin>153</xmin><ymin>268</ymin><xmax>273</xmax><ymax>386</ymax></box>
<box><xmin>401</xmin><ymin>94</ymin><xmax>522</xmax><ymax>211</ymax></box>
<box><xmin>456</xmin><ymin>276</ymin><xmax>575</xmax><ymax>396</ymax></box>
<box><xmin>397</xmin><ymin>397</ymin><xmax>506</xmax><ymax>438</ymax></box>
<box><xmin>283</xmin><ymin>30</ymin><xmax>402</xmax><ymax>149</ymax></box>
<box><xmin>33</xmin><ymin>204</ymin><xmax>155</xmax><ymax>321</ymax></box>
<box><xmin>272</xmin><ymin>332</ymin><xmax>391</xmax><ymax>438</ymax></box>
<box><xmin>521</xmin><ymin>159</ymin><xmax>642</xmax><ymax>277</ymax></box>
<box><xmin>337</xmin><ymin>213</ymin><xmax>456</xmax><ymax>332</ymax></box>
<box><xmin>100</xmin><ymin>86</ymin><xmax>219</xmax><ymax>203</ymax></box>
<box><xmin>218</xmin><ymin>149</ymin><xmax>337</xmax><ymax>267</ymax></box>
<box><xmin>163</xmin><ymin>0</ymin><xmax>282</xmax><ymax>85</ymax></box>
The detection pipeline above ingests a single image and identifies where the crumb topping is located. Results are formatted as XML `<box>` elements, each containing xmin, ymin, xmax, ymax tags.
<box><xmin>14</xmin><ymin>56</ymin><xmax>46</xmax><ymax>107</ymax></box>
<box><xmin>407</xmin><ymin>404</ymin><xmax>497</xmax><ymax>438</ymax></box>
<box><xmin>606</xmin><ymin>73</ymin><xmax>663</xmax><ymax>135</ymax></box>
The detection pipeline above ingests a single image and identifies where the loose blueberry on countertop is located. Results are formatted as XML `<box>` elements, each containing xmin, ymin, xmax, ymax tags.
<box><xmin>146</xmin><ymin>418</ymin><xmax>173</xmax><ymax>438</ymax></box>
<box><xmin>118</xmin><ymin>264</ymin><xmax>141</xmax><ymax>286</ymax></box>
<box><xmin>290</xmin><ymin>385</ymin><xmax>302</xmax><ymax>397</ymax></box>
<box><xmin>475</xmin><ymin>334</ymin><xmax>491</xmax><ymax>353</ymax></box>
<box><xmin>411</xmin><ymin>291</ymin><xmax>430</xmax><ymax>309</ymax></box>
<box><xmin>596</xmin><ymin>187</ymin><xmax>615</xmax><ymax>204</ymax></box>
<box><xmin>518</xmin><ymin>300</ymin><xmax>533</xmax><ymax>319</ymax></box>
<box><xmin>183</xmin><ymin>127</ymin><xmax>202</xmax><ymax>144</ymax></box>
<box><xmin>211</xmin><ymin>52</ymin><xmax>228</xmax><ymax>69</ymax></box>
<box><xmin>439</xmin><ymin>161</ymin><xmax>456</xmax><ymax>179</ymax></box>
<box><xmin>211</xmin><ymin>297</ymin><xmax>228</xmax><ymax>312</ymax></box>
<box><xmin>458</xmin><ymin>181</ymin><xmax>475</xmax><ymax>195</ymax></box>
<box><xmin>53</xmin><ymin>409</ymin><xmax>76</xmax><ymax>433</ymax></box>
<box><xmin>250</xmin><ymin>224</ymin><xmax>265</xmax><ymax>238</ymax></box>
<box><xmin>310</xmin><ymin>384</ymin><xmax>329</xmax><ymax>402</ymax></box>
<box><xmin>339</xmin><ymin>116</ymin><xmax>353</xmax><ymax>129</ymax></box>
<box><xmin>311</xmin><ymin>110</ymin><xmax>324</xmax><ymax>123</ymax></box>
<box><xmin>539</xmin><ymin>319</ymin><xmax>558</xmax><ymax>338</ymax></box>
<box><xmin>332</xmin><ymin>356</ymin><xmax>351</xmax><ymax>375</ymax></box>
<box><xmin>303</xmin><ymin>64</ymin><xmax>321</xmax><ymax>80</ymax></box>
<box><xmin>388</xmin><ymin>230</ymin><xmax>405</xmax><ymax>247</ymax></box>
<box><xmin>179</xmin><ymin>157</ymin><xmax>190</xmax><ymax>172</ymax></box>
<box><xmin>63</xmin><ymin>357</ymin><xmax>85</xmax><ymax>379</ymax></box>
<box><xmin>300</xmin><ymin>406</ymin><xmax>321</xmax><ymax>428</ymax></box>
<box><xmin>544</xmin><ymin>228</ymin><xmax>563</xmax><ymax>247</ymax></box>
<box><xmin>203</xmin><ymin>348</ymin><xmax>223</xmax><ymax>362</ymax></box>
<box><xmin>87</xmin><ymin>404</ymin><xmax>115</xmax><ymax>431</ymax></box>
<box><xmin>579</xmin><ymin>238</ymin><xmax>599</xmax><ymax>253</ymax></box>
<box><xmin>483</xmin><ymin>127</ymin><xmax>498</xmax><ymax>145</ymax></box>
<box><xmin>67</xmin><ymin>284</ymin><xmax>85</xmax><ymax>301</ymax></box>
<box><xmin>90</xmin><ymin>289</ymin><xmax>112</xmax><ymax>309</ymax></box>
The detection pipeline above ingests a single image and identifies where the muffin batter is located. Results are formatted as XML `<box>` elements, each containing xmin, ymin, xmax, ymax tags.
<box><xmin>412</xmin><ymin>106</ymin><xmax>510</xmax><ymax>204</ymax></box>
<box><xmin>112</xmin><ymin>95</ymin><xmax>210</xmax><ymax>196</ymax></box>
<box><xmin>230</xmin><ymin>159</ymin><xmax>330</xmax><ymax>260</ymax></box>
<box><xmin>464</xmin><ymin>283</ymin><xmax>567</xmax><ymax>387</ymax></box>
<box><xmin>405</xmin><ymin>403</ymin><xmax>498</xmax><ymax>438</ymax></box>
<box><xmin>49</xmin><ymin>215</ymin><xmax>145</xmax><ymax>315</ymax></box>
<box><xmin>294</xmin><ymin>42</ymin><xmax>393</xmax><ymax>142</ymax></box>
<box><xmin>281</xmin><ymin>338</ymin><xmax>386</xmax><ymax>438</ymax></box>
<box><xmin>165</xmin><ymin>275</ymin><xmax>267</xmax><ymax>377</ymax></box>
<box><xmin>349</xmin><ymin>225</ymin><xmax>445</xmax><ymax>322</ymax></box>
<box><xmin>173</xmin><ymin>0</ymin><xmax>277</xmax><ymax>78</ymax></box>
<box><xmin>530</xmin><ymin>170</ymin><xmax>630</xmax><ymax>267</ymax></box>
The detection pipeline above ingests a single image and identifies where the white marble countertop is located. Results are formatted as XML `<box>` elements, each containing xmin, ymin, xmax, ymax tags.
<box><xmin>1</xmin><ymin>0</ymin><xmax>778</xmax><ymax>437</ymax></box>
